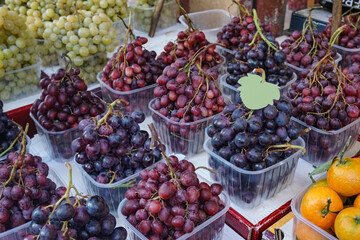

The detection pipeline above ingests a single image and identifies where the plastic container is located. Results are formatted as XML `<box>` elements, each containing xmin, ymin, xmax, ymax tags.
<box><xmin>333</xmin><ymin>44</ymin><xmax>360</xmax><ymax>69</ymax></box>
<box><xmin>118</xmin><ymin>175</ymin><xmax>230</xmax><ymax>240</ymax></box>
<box><xmin>0</xmin><ymin>168</ymin><xmax>64</xmax><ymax>240</ymax></box>
<box><xmin>29</xmin><ymin>94</ymin><xmax>106</xmax><ymax>161</ymax></box>
<box><xmin>290</xmin><ymin>116</ymin><xmax>360</xmax><ymax>166</ymax></box>
<box><xmin>97</xmin><ymin>71</ymin><xmax>156</xmax><ymax>116</ymax></box>
<box><xmin>110</xmin><ymin>17</ymin><xmax>129</xmax><ymax>55</ymax></box>
<box><xmin>216</xmin><ymin>46</ymin><xmax>236</xmax><ymax>62</ymax></box>
<box><xmin>291</xmin><ymin>174</ymin><xmax>337</xmax><ymax>240</ymax></box>
<box><xmin>75</xmin><ymin>160</ymin><xmax>163</xmax><ymax>216</ymax></box>
<box><xmin>132</xmin><ymin>0</ymin><xmax>179</xmax><ymax>34</ymax></box>
<box><xmin>204</xmin><ymin>137</ymin><xmax>305</xmax><ymax>209</ymax></box>
<box><xmin>179</xmin><ymin>9</ymin><xmax>232</xmax><ymax>43</ymax></box>
<box><xmin>148</xmin><ymin>97</ymin><xmax>230</xmax><ymax>157</ymax></box>
<box><xmin>220</xmin><ymin>72</ymin><xmax>297</xmax><ymax>102</ymax></box>
<box><xmin>0</xmin><ymin>61</ymin><xmax>41</xmax><ymax>103</ymax></box>
<box><xmin>0</xmin><ymin>135</ymin><xmax>31</xmax><ymax>161</ymax></box>
<box><xmin>284</xmin><ymin>53</ymin><xmax>342</xmax><ymax>74</ymax></box>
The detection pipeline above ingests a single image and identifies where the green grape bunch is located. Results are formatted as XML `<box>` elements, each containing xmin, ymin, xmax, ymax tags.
<box><xmin>42</xmin><ymin>10</ymin><xmax>117</xmax><ymax>67</ymax></box>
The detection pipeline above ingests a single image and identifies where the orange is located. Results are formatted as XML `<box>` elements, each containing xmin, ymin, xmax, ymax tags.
<box><xmin>301</xmin><ymin>186</ymin><xmax>343</xmax><ymax>230</ymax></box>
<box><xmin>354</xmin><ymin>195</ymin><xmax>360</xmax><ymax>209</ymax></box>
<box><xmin>327</xmin><ymin>157</ymin><xmax>360</xmax><ymax>197</ymax></box>
<box><xmin>334</xmin><ymin>207</ymin><xmax>360</xmax><ymax>240</ymax></box>
<box><xmin>296</xmin><ymin>221</ymin><xmax>332</xmax><ymax>240</ymax></box>
<box><xmin>310</xmin><ymin>178</ymin><xmax>329</xmax><ymax>189</ymax></box>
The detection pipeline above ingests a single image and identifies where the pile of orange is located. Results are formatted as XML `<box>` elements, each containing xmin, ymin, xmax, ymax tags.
<box><xmin>297</xmin><ymin>157</ymin><xmax>360</xmax><ymax>240</ymax></box>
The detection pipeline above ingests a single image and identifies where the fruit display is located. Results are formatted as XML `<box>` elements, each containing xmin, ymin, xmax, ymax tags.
<box><xmin>81</xmin><ymin>0</ymin><xmax>129</xmax><ymax>22</ymax></box>
<box><xmin>157</xmin><ymin>29</ymin><xmax>224</xmax><ymax>70</ymax></box>
<box><xmin>281</xmin><ymin>16</ymin><xmax>338</xmax><ymax>70</ymax></box>
<box><xmin>29</xmin><ymin>65</ymin><xmax>107</xmax><ymax>159</ymax></box>
<box><xmin>204</xmin><ymin>93</ymin><xmax>306</xmax><ymax>207</ymax></box>
<box><xmin>287</xmin><ymin>40</ymin><xmax>360</xmax><ymax>165</ymax></box>
<box><xmin>119</xmin><ymin>127</ymin><xmax>229</xmax><ymax>239</ymax></box>
<box><xmin>0</xmin><ymin>129</ymin><xmax>65</xmax><ymax>238</ymax></box>
<box><xmin>292</xmin><ymin>149</ymin><xmax>360</xmax><ymax>240</ymax></box>
<box><xmin>72</xmin><ymin>101</ymin><xmax>163</xmax><ymax>212</ymax></box>
<box><xmin>99</xmin><ymin>34</ymin><xmax>165</xmax><ymax>115</ymax></box>
<box><xmin>217</xmin><ymin>1</ymin><xmax>271</xmax><ymax>55</ymax></box>
<box><xmin>150</xmin><ymin>43</ymin><xmax>227</xmax><ymax>156</ymax></box>
<box><xmin>129</xmin><ymin>0</ymin><xmax>178</xmax><ymax>33</ymax></box>
<box><xmin>24</xmin><ymin>162</ymin><xmax>128</xmax><ymax>240</ymax></box>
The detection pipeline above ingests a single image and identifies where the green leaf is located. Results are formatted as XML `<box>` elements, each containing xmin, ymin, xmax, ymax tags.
<box><xmin>237</xmin><ymin>74</ymin><xmax>280</xmax><ymax>110</ymax></box>
<box><xmin>309</xmin><ymin>159</ymin><xmax>333</xmax><ymax>177</ymax></box>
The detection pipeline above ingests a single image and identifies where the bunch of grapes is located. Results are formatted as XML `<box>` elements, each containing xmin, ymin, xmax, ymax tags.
<box><xmin>324</xmin><ymin>15</ymin><xmax>360</xmax><ymax>49</ymax></box>
<box><xmin>24</xmin><ymin>163</ymin><xmax>127</xmax><ymax>240</ymax></box>
<box><xmin>281</xmin><ymin>28</ymin><xmax>337</xmax><ymax>69</ymax></box>
<box><xmin>30</xmin><ymin>66</ymin><xmax>106</xmax><ymax>132</ymax></box>
<box><xmin>121</xmin><ymin>154</ymin><xmax>226</xmax><ymax>239</ymax></box>
<box><xmin>0</xmin><ymin>100</ymin><xmax>23</xmax><ymax>158</ymax></box>
<box><xmin>42</xmin><ymin>10</ymin><xmax>117</xmax><ymax>66</ymax></box>
<box><xmin>217</xmin><ymin>3</ymin><xmax>272</xmax><ymax>52</ymax></box>
<box><xmin>0</xmin><ymin>7</ymin><xmax>38</xmax><ymax>77</ymax></box>
<box><xmin>287</xmin><ymin>60</ymin><xmax>360</xmax><ymax>131</ymax></box>
<box><xmin>207</xmin><ymin>98</ymin><xmax>300</xmax><ymax>171</ymax></box>
<box><xmin>81</xmin><ymin>0</ymin><xmax>129</xmax><ymax>22</ymax></box>
<box><xmin>157</xmin><ymin>30</ymin><xmax>224</xmax><ymax>69</ymax></box>
<box><xmin>225</xmin><ymin>40</ymin><xmax>292</xmax><ymax>88</ymax></box>
<box><xmin>102</xmin><ymin>36</ymin><xmax>165</xmax><ymax>91</ymax></box>
<box><xmin>72</xmin><ymin>102</ymin><xmax>162</xmax><ymax>184</ymax></box>
<box><xmin>0</xmin><ymin>151</ymin><xmax>63</xmax><ymax>234</ymax></box>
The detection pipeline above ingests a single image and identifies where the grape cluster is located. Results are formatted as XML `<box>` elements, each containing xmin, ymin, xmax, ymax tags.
<box><xmin>217</xmin><ymin>15</ymin><xmax>271</xmax><ymax>51</ymax></box>
<box><xmin>25</xmin><ymin>195</ymin><xmax>127</xmax><ymax>240</ymax></box>
<box><xmin>225</xmin><ymin>41</ymin><xmax>292</xmax><ymax>87</ymax></box>
<box><xmin>73</xmin><ymin>109</ymin><xmax>162</xmax><ymax>184</ymax></box>
<box><xmin>0</xmin><ymin>153</ymin><xmax>63</xmax><ymax>233</ymax></box>
<box><xmin>0</xmin><ymin>100</ymin><xmax>22</xmax><ymax>156</ymax></box>
<box><xmin>0</xmin><ymin>7</ymin><xmax>38</xmax><ymax>77</ymax></box>
<box><xmin>42</xmin><ymin>10</ymin><xmax>117</xmax><ymax>66</ymax></box>
<box><xmin>158</xmin><ymin>30</ymin><xmax>224</xmax><ymax>70</ymax></box>
<box><xmin>102</xmin><ymin>37</ymin><xmax>165</xmax><ymax>91</ymax></box>
<box><xmin>81</xmin><ymin>0</ymin><xmax>129</xmax><ymax>22</ymax></box>
<box><xmin>324</xmin><ymin>15</ymin><xmax>360</xmax><ymax>49</ymax></box>
<box><xmin>121</xmin><ymin>156</ymin><xmax>225</xmax><ymax>239</ymax></box>
<box><xmin>288</xmin><ymin>65</ymin><xmax>360</xmax><ymax>131</ymax></box>
<box><xmin>207</xmin><ymin>99</ymin><xmax>299</xmax><ymax>171</ymax></box>
<box><xmin>281</xmin><ymin>29</ymin><xmax>337</xmax><ymax>69</ymax></box>
<box><xmin>30</xmin><ymin>67</ymin><xmax>106</xmax><ymax>132</ymax></box>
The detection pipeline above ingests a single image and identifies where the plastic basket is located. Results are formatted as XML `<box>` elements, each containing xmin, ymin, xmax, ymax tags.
<box><xmin>97</xmin><ymin>71</ymin><xmax>156</xmax><ymax>116</ymax></box>
<box><xmin>204</xmin><ymin>137</ymin><xmax>305</xmax><ymax>209</ymax></box>
<box><xmin>118</xmin><ymin>174</ymin><xmax>230</xmax><ymax>240</ymax></box>
<box><xmin>290</xmin><ymin>116</ymin><xmax>360</xmax><ymax>166</ymax></box>
<box><xmin>179</xmin><ymin>9</ymin><xmax>232</xmax><ymax>43</ymax></box>
<box><xmin>220</xmin><ymin>72</ymin><xmax>297</xmax><ymax>102</ymax></box>
<box><xmin>0</xmin><ymin>135</ymin><xmax>31</xmax><ymax>161</ymax></box>
<box><xmin>333</xmin><ymin>44</ymin><xmax>360</xmax><ymax>69</ymax></box>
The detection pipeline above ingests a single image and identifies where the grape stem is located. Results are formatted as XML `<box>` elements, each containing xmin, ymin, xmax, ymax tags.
<box><xmin>266</xmin><ymin>143</ymin><xmax>306</xmax><ymax>155</ymax></box>
<box><xmin>95</xmin><ymin>99</ymin><xmax>127</xmax><ymax>127</ymax></box>
<box><xmin>174</xmin><ymin>0</ymin><xmax>197</xmax><ymax>31</ymax></box>
<box><xmin>252</xmin><ymin>9</ymin><xmax>277</xmax><ymax>51</ymax></box>
<box><xmin>194</xmin><ymin>166</ymin><xmax>217</xmax><ymax>174</ymax></box>
<box><xmin>231</xmin><ymin>0</ymin><xmax>251</xmax><ymax>18</ymax></box>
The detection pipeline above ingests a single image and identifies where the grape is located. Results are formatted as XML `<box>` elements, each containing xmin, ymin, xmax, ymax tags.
<box><xmin>121</xmin><ymin>157</ymin><xmax>225</xmax><ymax>239</ymax></box>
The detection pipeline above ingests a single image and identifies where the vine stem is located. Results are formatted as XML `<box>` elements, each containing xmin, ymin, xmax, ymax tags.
<box><xmin>174</xmin><ymin>0</ymin><xmax>197</xmax><ymax>31</ymax></box>
<box><xmin>266</xmin><ymin>143</ymin><xmax>306</xmax><ymax>154</ymax></box>
<box><xmin>95</xmin><ymin>99</ymin><xmax>127</xmax><ymax>127</ymax></box>
<box><xmin>0</xmin><ymin>121</ymin><xmax>23</xmax><ymax>157</ymax></box>
<box><xmin>195</xmin><ymin>166</ymin><xmax>217</xmax><ymax>174</ymax></box>
<box><xmin>252</xmin><ymin>9</ymin><xmax>277</xmax><ymax>51</ymax></box>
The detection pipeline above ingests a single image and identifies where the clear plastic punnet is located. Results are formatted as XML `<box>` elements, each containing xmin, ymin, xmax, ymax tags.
<box><xmin>291</xmin><ymin>174</ymin><xmax>337</xmax><ymax>240</ymax></box>
<box><xmin>0</xmin><ymin>168</ymin><xmax>64</xmax><ymax>240</ymax></box>
<box><xmin>30</xmin><ymin>93</ymin><xmax>107</xmax><ymax>161</ymax></box>
<box><xmin>97</xmin><ymin>71</ymin><xmax>156</xmax><ymax>116</ymax></box>
<box><xmin>284</xmin><ymin>53</ymin><xmax>342</xmax><ymax>74</ymax></box>
<box><xmin>0</xmin><ymin>61</ymin><xmax>41</xmax><ymax>103</ymax></box>
<box><xmin>131</xmin><ymin>0</ymin><xmax>179</xmax><ymax>34</ymax></box>
<box><xmin>204</xmin><ymin>137</ymin><xmax>305</xmax><ymax>208</ymax></box>
<box><xmin>290</xmin><ymin>116</ymin><xmax>360</xmax><ymax>166</ymax></box>
<box><xmin>220</xmin><ymin>72</ymin><xmax>297</xmax><ymax>102</ymax></box>
<box><xmin>118</xmin><ymin>174</ymin><xmax>230</xmax><ymax>240</ymax></box>
<box><xmin>179</xmin><ymin>9</ymin><xmax>232</xmax><ymax>43</ymax></box>
<box><xmin>148</xmin><ymin>96</ymin><xmax>230</xmax><ymax>157</ymax></box>
<box><xmin>74</xmin><ymin>160</ymin><xmax>163</xmax><ymax>216</ymax></box>
<box><xmin>333</xmin><ymin>44</ymin><xmax>360</xmax><ymax>69</ymax></box>
<box><xmin>0</xmin><ymin>135</ymin><xmax>31</xmax><ymax>161</ymax></box>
